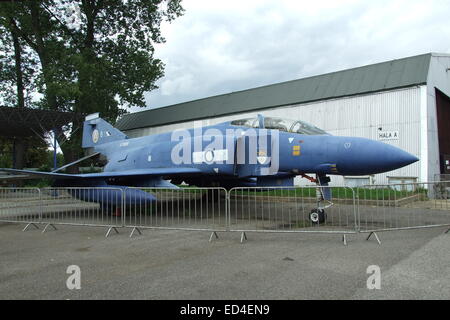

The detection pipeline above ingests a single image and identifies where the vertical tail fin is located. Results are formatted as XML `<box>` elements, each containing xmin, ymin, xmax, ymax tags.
<box><xmin>82</xmin><ymin>113</ymin><xmax>127</xmax><ymax>149</ymax></box>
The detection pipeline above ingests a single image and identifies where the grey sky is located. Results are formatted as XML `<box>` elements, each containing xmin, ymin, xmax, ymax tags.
<box><xmin>140</xmin><ymin>0</ymin><xmax>450</xmax><ymax>112</ymax></box>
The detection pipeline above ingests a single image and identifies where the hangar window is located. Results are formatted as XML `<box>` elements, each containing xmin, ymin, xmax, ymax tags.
<box><xmin>387</xmin><ymin>176</ymin><xmax>418</xmax><ymax>191</ymax></box>
<box><xmin>344</xmin><ymin>176</ymin><xmax>372</xmax><ymax>188</ymax></box>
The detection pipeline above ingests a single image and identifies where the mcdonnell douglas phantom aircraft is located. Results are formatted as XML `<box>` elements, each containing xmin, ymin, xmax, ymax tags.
<box><xmin>2</xmin><ymin>113</ymin><xmax>418</xmax><ymax>223</ymax></box>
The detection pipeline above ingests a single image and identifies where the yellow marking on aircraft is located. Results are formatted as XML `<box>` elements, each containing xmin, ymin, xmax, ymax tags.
<box><xmin>258</xmin><ymin>150</ymin><xmax>267</xmax><ymax>156</ymax></box>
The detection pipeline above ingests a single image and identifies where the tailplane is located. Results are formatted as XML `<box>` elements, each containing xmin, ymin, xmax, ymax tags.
<box><xmin>82</xmin><ymin>113</ymin><xmax>127</xmax><ymax>149</ymax></box>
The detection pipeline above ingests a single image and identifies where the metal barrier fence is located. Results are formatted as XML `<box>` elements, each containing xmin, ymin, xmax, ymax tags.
<box><xmin>0</xmin><ymin>182</ymin><xmax>449</xmax><ymax>243</ymax></box>
<box><xmin>40</xmin><ymin>188</ymin><xmax>124</xmax><ymax>234</ymax></box>
<box><xmin>228</xmin><ymin>186</ymin><xmax>357</xmax><ymax>243</ymax></box>
<box><xmin>435</xmin><ymin>174</ymin><xmax>450</xmax><ymax>182</ymax></box>
<box><xmin>123</xmin><ymin>187</ymin><xmax>228</xmax><ymax>238</ymax></box>
<box><xmin>356</xmin><ymin>182</ymin><xmax>450</xmax><ymax>243</ymax></box>
<box><xmin>0</xmin><ymin>187</ymin><xmax>124</xmax><ymax>234</ymax></box>
<box><xmin>0</xmin><ymin>188</ymin><xmax>41</xmax><ymax>229</ymax></box>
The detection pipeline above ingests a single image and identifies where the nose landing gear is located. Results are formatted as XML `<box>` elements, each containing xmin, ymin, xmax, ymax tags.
<box><xmin>301</xmin><ymin>174</ymin><xmax>334</xmax><ymax>225</ymax></box>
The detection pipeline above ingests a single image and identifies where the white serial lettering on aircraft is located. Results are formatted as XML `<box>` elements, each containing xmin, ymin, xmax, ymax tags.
<box><xmin>192</xmin><ymin>149</ymin><xmax>229</xmax><ymax>164</ymax></box>
<box><xmin>120</xmin><ymin>142</ymin><xmax>129</xmax><ymax>147</ymax></box>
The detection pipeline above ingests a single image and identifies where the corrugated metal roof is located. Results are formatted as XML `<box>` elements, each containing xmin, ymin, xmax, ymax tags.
<box><xmin>116</xmin><ymin>53</ymin><xmax>432</xmax><ymax>131</ymax></box>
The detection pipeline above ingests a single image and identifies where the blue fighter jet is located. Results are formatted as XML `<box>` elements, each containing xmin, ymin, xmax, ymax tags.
<box><xmin>2</xmin><ymin>113</ymin><xmax>418</xmax><ymax>223</ymax></box>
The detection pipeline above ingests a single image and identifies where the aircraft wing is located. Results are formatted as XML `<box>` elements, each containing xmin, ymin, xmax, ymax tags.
<box><xmin>0</xmin><ymin>168</ymin><xmax>202</xmax><ymax>180</ymax></box>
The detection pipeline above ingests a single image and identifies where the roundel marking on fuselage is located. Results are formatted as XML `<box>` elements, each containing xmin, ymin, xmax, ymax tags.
<box><xmin>204</xmin><ymin>149</ymin><xmax>214</xmax><ymax>163</ymax></box>
<box><xmin>92</xmin><ymin>129</ymin><xmax>100</xmax><ymax>143</ymax></box>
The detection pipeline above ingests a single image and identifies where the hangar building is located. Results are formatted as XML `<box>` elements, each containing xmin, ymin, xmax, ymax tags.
<box><xmin>116</xmin><ymin>53</ymin><xmax>450</xmax><ymax>186</ymax></box>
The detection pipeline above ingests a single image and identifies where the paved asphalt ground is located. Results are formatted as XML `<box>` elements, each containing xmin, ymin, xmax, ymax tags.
<box><xmin>0</xmin><ymin>222</ymin><xmax>449</xmax><ymax>300</ymax></box>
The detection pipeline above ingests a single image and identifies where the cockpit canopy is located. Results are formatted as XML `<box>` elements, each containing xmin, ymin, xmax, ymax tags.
<box><xmin>230</xmin><ymin>116</ymin><xmax>328</xmax><ymax>135</ymax></box>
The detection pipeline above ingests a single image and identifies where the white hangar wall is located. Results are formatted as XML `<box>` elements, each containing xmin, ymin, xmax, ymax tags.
<box><xmin>125</xmin><ymin>86</ymin><xmax>424</xmax><ymax>186</ymax></box>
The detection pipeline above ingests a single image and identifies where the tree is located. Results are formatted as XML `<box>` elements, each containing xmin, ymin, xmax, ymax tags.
<box><xmin>0</xmin><ymin>0</ymin><xmax>184</xmax><ymax>171</ymax></box>
<box><xmin>0</xmin><ymin>8</ymin><xmax>41</xmax><ymax>169</ymax></box>
<box><xmin>0</xmin><ymin>136</ymin><xmax>49</xmax><ymax>169</ymax></box>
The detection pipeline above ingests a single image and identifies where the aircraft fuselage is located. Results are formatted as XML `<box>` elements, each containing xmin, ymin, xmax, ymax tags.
<box><xmin>88</xmin><ymin>120</ymin><xmax>418</xmax><ymax>188</ymax></box>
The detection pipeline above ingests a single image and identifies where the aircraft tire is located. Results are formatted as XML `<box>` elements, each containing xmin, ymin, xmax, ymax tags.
<box><xmin>309</xmin><ymin>209</ymin><xmax>326</xmax><ymax>224</ymax></box>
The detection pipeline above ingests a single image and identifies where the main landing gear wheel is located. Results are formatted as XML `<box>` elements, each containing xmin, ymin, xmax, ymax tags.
<box><xmin>309</xmin><ymin>209</ymin><xmax>326</xmax><ymax>224</ymax></box>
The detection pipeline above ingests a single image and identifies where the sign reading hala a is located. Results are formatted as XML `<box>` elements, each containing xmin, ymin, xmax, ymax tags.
<box><xmin>377</xmin><ymin>130</ymin><xmax>399</xmax><ymax>141</ymax></box>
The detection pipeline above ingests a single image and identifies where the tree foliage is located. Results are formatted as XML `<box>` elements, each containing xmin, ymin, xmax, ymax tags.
<box><xmin>0</xmin><ymin>0</ymin><xmax>184</xmax><ymax>169</ymax></box>
<box><xmin>0</xmin><ymin>15</ymin><xmax>39</xmax><ymax>108</ymax></box>
<box><xmin>0</xmin><ymin>136</ymin><xmax>50</xmax><ymax>168</ymax></box>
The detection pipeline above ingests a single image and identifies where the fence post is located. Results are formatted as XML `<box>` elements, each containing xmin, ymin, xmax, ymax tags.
<box><xmin>122</xmin><ymin>187</ymin><xmax>126</xmax><ymax>228</ymax></box>
<box><xmin>38</xmin><ymin>188</ymin><xmax>43</xmax><ymax>224</ymax></box>
<box><xmin>226</xmin><ymin>188</ymin><xmax>230</xmax><ymax>232</ymax></box>
<box><xmin>354</xmin><ymin>187</ymin><xmax>360</xmax><ymax>233</ymax></box>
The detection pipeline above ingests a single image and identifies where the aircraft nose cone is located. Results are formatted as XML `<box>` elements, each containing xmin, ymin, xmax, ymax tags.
<box><xmin>372</xmin><ymin>142</ymin><xmax>418</xmax><ymax>172</ymax></box>
<box><xmin>387</xmin><ymin>148</ymin><xmax>419</xmax><ymax>168</ymax></box>
<box><xmin>337</xmin><ymin>138</ymin><xmax>419</xmax><ymax>175</ymax></box>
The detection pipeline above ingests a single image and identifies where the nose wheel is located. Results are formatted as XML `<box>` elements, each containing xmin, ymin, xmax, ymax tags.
<box><xmin>300</xmin><ymin>174</ymin><xmax>333</xmax><ymax>225</ymax></box>
<box><xmin>309</xmin><ymin>209</ymin><xmax>326</xmax><ymax>224</ymax></box>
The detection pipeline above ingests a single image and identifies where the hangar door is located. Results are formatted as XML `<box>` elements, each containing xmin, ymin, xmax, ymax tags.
<box><xmin>435</xmin><ymin>88</ymin><xmax>450</xmax><ymax>174</ymax></box>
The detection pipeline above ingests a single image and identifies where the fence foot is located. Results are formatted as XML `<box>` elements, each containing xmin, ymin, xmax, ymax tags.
<box><xmin>342</xmin><ymin>234</ymin><xmax>347</xmax><ymax>246</ymax></box>
<box><xmin>445</xmin><ymin>228</ymin><xmax>450</xmax><ymax>234</ymax></box>
<box><xmin>105</xmin><ymin>227</ymin><xmax>119</xmax><ymax>238</ymax></box>
<box><xmin>129</xmin><ymin>227</ymin><xmax>142</xmax><ymax>238</ymax></box>
<box><xmin>42</xmin><ymin>223</ymin><xmax>57</xmax><ymax>233</ymax></box>
<box><xmin>240</xmin><ymin>232</ymin><xmax>247</xmax><ymax>243</ymax></box>
<box><xmin>22</xmin><ymin>223</ymin><xmax>39</xmax><ymax>232</ymax></box>
<box><xmin>366</xmin><ymin>232</ymin><xmax>381</xmax><ymax>245</ymax></box>
<box><xmin>209</xmin><ymin>231</ymin><xmax>219</xmax><ymax>242</ymax></box>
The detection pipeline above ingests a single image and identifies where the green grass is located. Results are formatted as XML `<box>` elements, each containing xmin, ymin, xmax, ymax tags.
<box><xmin>355</xmin><ymin>187</ymin><xmax>428</xmax><ymax>201</ymax></box>
<box><xmin>23</xmin><ymin>179</ymin><xmax>52</xmax><ymax>188</ymax></box>
<box><xmin>143</xmin><ymin>185</ymin><xmax>428</xmax><ymax>201</ymax></box>
<box><xmin>230</xmin><ymin>187</ymin><xmax>428</xmax><ymax>201</ymax></box>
